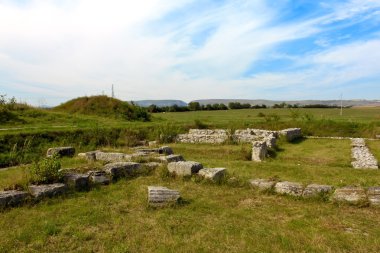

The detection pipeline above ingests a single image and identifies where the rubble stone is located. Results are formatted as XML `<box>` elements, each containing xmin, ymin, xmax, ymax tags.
<box><xmin>47</xmin><ymin>147</ymin><xmax>75</xmax><ymax>158</ymax></box>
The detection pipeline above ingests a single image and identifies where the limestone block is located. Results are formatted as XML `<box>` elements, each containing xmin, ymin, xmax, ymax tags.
<box><xmin>88</xmin><ymin>171</ymin><xmax>110</xmax><ymax>185</ymax></box>
<box><xmin>249</xmin><ymin>179</ymin><xmax>276</xmax><ymax>191</ymax></box>
<box><xmin>95</xmin><ymin>152</ymin><xmax>127</xmax><ymax>162</ymax></box>
<box><xmin>367</xmin><ymin>187</ymin><xmax>380</xmax><ymax>206</ymax></box>
<box><xmin>167</xmin><ymin>161</ymin><xmax>203</xmax><ymax>176</ymax></box>
<box><xmin>274</xmin><ymin>181</ymin><xmax>304</xmax><ymax>196</ymax></box>
<box><xmin>158</xmin><ymin>146</ymin><xmax>174</xmax><ymax>155</ymax></box>
<box><xmin>29</xmin><ymin>183</ymin><xmax>67</xmax><ymax>199</ymax></box>
<box><xmin>63</xmin><ymin>173</ymin><xmax>89</xmax><ymax>190</ymax></box>
<box><xmin>0</xmin><ymin>190</ymin><xmax>28</xmax><ymax>208</ymax></box>
<box><xmin>279</xmin><ymin>128</ymin><xmax>302</xmax><ymax>142</ymax></box>
<box><xmin>78</xmin><ymin>151</ymin><xmax>99</xmax><ymax>161</ymax></box>
<box><xmin>198</xmin><ymin>168</ymin><xmax>226</xmax><ymax>182</ymax></box>
<box><xmin>303</xmin><ymin>184</ymin><xmax>333</xmax><ymax>198</ymax></box>
<box><xmin>47</xmin><ymin>147</ymin><xmax>75</xmax><ymax>158</ymax></box>
<box><xmin>156</xmin><ymin>154</ymin><xmax>185</xmax><ymax>163</ymax></box>
<box><xmin>332</xmin><ymin>186</ymin><xmax>367</xmax><ymax>204</ymax></box>
<box><xmin>103</xmin><ymin>162</ymin><xmax>141</xmax><ymax>178</ymax></box>
<box><xmin>148</xmin><ymin>186</ymin><xmax>180</xmax><ymax>207</ymax></box>
<box><xmin>251</xmin><ymin>141</ymin><xmax>267</xmax><ymax>162</ymax></box>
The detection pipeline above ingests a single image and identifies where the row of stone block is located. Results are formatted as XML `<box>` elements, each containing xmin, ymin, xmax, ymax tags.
<box><xmin>250</xmin><ymin>178</ymin><xmax>380</xmax><ymax>206</ymax></box>
<box><xmin>167</xmin><ymin>161</ymin><xmax>226</xmax><ymax>182</ymax></box>
<box><xmin>77</xmin><ymin>146</ymin><xmax>174</xmax><ymax>163</ymax></box>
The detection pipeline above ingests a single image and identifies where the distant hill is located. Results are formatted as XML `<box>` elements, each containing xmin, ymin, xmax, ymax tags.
<box><xmin>54</xmin><ymin>95</ymin><xmax>150</xmax><ymax>121</ymax></box>
<box><xmin>192</xmin><ymin>99</ymin><xmax>380</xmax><ymax>107</ymax></box>
<box><xmin>133</xmin><ymin>100</ymin><xmax>188</xmax><ymax>107</ymax></box>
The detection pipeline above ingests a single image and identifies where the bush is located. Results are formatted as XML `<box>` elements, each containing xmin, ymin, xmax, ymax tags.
<box><xmin>29</xmin><ymin>155</ymin><xmax>62</xmax><ymax>184</ymax></box>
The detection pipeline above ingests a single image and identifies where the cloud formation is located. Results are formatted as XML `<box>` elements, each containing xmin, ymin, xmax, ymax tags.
<box><xmin>0</xmin><ymin>0</ymin><xmax>379</xmax><ymax>105</ymax></box>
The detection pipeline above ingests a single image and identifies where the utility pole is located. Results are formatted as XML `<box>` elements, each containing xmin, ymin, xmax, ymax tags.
<box><xmin>112</xmin><ymin>84</ymin><xmax>115</xmax><ymax>98</ymax></box>
<box><xmin>340</xmin><ymin>93</ymin><xmax>343</xmax><ymax>116</ymax></box>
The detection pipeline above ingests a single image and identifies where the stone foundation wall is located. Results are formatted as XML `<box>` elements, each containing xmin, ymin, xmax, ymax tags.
<box><xmin>176</xmin><ymin>129</ymin><xmax>229</xmax><ymax>144</ymax></box>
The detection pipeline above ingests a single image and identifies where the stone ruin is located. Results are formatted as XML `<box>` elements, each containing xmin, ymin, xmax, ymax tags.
<box><xmin>176</xmin><ymin>129</ymin><xmax>229</xmax><ymax>144</ymax></box>
<box><xmin>351</xmin><ymin>138</ymin><xmax>378</xmax><ymax>169</ymax></box>
<box><xmin>176</xmin><ymin>127</ymin><xmax>303</xmax><ymax>162</ymax></box>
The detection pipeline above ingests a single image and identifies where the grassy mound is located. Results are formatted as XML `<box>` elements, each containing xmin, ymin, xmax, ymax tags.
<box><xmin>54</xmin><ymin>95</ymin><xmax>150</xmax><ymax>121</ymax></box>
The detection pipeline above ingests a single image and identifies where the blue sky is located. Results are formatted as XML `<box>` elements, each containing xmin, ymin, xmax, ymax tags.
<box><xmin>0</xmin><ymin>0</ymin><xmax>379</xmax><ymax>106</ymax></box>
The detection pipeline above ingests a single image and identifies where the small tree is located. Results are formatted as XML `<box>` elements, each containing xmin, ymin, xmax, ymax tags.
<box><xmin>29</xmin><ymin>155</ymin><xmax>62</xmax><ymax>184</ymax></box>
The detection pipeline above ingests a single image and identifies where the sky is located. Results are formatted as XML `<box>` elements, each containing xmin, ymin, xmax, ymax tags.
<box><xmin>0</xmin><ymin>0</ymin><xmax>380</xmax><ymax>106</ymax></box>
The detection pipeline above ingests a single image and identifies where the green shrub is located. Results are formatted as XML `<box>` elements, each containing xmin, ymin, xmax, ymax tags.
<box><xmin>29</xmin><ymin>155</ymin><xmax>62</xmax><ymax>184</ymax></box>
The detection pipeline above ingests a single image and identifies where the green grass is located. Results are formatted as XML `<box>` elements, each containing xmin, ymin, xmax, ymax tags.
<box><xmin>1</xmin><ymin>107</ymin><xmax>380</xmax><ymax>252</ymax></box>
<box><xmin>1</xmin><ymin>175</ymin><xmax>380</xmax><ymax>252</ymax></box>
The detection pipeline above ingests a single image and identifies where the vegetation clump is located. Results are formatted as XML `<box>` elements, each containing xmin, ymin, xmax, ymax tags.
<box><xmin>54</xmin><ymin>95</ymin><xmax>150</xmax><ymax>121</ymax></box>
<box><xmin>29</xmin><ymin>155</ymin><xmax>62</xmax><ymax>184</ymax></box>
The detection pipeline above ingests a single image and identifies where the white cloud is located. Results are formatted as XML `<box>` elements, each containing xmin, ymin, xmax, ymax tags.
<box><xmin>0</xmin><ymin>0</ymin><xmax>379</xmax><ymax>105</ymax></box>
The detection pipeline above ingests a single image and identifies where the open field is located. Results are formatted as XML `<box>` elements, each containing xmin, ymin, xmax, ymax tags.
<box><xmin>1</xmin><ymin>107</ymin><xmax>380</xmax><ymax>252</ymax></box>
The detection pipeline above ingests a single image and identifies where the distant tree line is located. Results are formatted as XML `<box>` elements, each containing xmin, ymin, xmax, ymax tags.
<box><xmin>147</xmin><ymin>101</ymin><xmax>351</xmax><ymax>113</ymax></box>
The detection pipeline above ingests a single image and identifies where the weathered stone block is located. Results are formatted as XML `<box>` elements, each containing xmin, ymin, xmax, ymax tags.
<box><xmin>78</xmin><ymin>151</ymin><xmax>99</xmax><ymax>161</ymax></box>
<box><xmin>47</xmin><ymin>147</ymin><xmax>75</xmax><ymax>158</ymax></box>
<box><xmin>279</xmin><ymin>128</ymin><xmax>302</xmax><ymax>142</ymax></box>
<box><xmin>63</xmin><ymin>173</ymin><xmax>89</xmax><ymax>190</ymax></box>
<box><xmin>251</xmin><ymin>141</ymin><xmax>267</xmax><ymax>162</ymax></box>
<box><xmin>158</xmin><ymin>146</ymin><xmax>174</xmax><ymax>155</ymax></box>
<box><xmin>29</xmin><ymin>183</ymin><xmax>67</xmax><ymax>199</ymax></box>
<box><xmin>367</xmin><ymin>187</ymin><xmax>380</xmax><ymax>206</ymax></box>
<box><xmin>148</xmin><ymin>186</ymin><xmax>180</xmax><ymax>207</ymax></box>
<box><xmin>156</xmin><ymin>154</ymin><xmax>185</xmax><ymax>163</ymax></box>
<box><xmin>303</xmin><ymin>184</ymin><xmax>333</xmax><ymax>198</ymax></box>
<box><xmin>167</xmin><ymin>161</ymin><xmax>203</xmax><ymax>176</ymax></box>
<box><xmin>265</xmin><ymin>134</ymin><xmax>277</xmax><ymax>149</ymax></box>
<box><xmin>274</xmin><ymin>181</ymin><xmax>304</xmax><ymax>196</ymax></box>
<box><xmin>332</xmin><ymin>186</ymin><xmax>367</xmax><ymax>204</ymax></box>
<box><xmin>249</xmin><ymin>179</ymin><xmax>276</xmax><ymax>191</ymax></box>
<box><xmin>198</xmin><ymin>168</ymin><xmax>226</xmax><ymax>182</ymax></box>
<box><xmin>103</xmin><ymin>162</ymin><xmax>141</xmax><ymax>178</ymax></box>
<box><xmin>0</xmin><ymin>190</ymin><xmax>28</xmax><ymax>208</ymax></box>
<box><xmin>95</xmin><ymin>152</ymin><xmax>127</xmax><ymax>162</ymax></box>
<box><xmin>88</xmin><ymin>171</ymin><xmax>110</xmax><ymax>185</ymax></box>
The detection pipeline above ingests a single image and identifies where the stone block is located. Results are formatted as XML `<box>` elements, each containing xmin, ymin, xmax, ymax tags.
<box><xmin>29</xmin><ymin>183</ymin><xmax>67</xmax><ymax>199</ymax></box>
<box><xmin>251</xmin><ymin>141</ymin><xmax>267</xmax><ymax>162</ymax></box>
<box><xmin>0</xmin><ymin>190</ymin><xmax>28</xmax><ymax>208</ymax></box>
<box><xmin>332</xmin><ymin>186</ymin><xmax>367</xmax><ymax>204</ymax></box>
<box><xmin>88</xmin><ymin>171</ymin><xmax>110</xmax><ymax>185</ymax></box>
<box><xmin>78</xmin><ymin>151</ymin><xmax>99</xmax><ymax>161</ymax></box>
<box><xmin>303</xmin><ymin>184</ymin><xmax>333</xmax><ymax>198</ymax></box>
<box><xmin>158</xmin><ymin>146</ymin><xmax>174</xmax><ymax>155</ymax></box>
<box><xmin>274</xmin><ymin>181</ymin><xmax>304</xmax><ymax>196</ymax></box>
<box><xmin>249</xmin><ymin>179</ymin><xmax>276</xmax><ymax>191</ymax></box>
<box><xmin>156</xmin><ymin>154</ymin><xmax>185</xmax><ymax>163</ymax></box>
<box><xmin>148</xmin><ymin>186</ymin><xmax>180</xmax><ymax>207</ymax></box>
<box><xmin>367</xmin><ymin>187</ymin><xmax>380</xmax><ymax>206</ymax></box>
<box><xmin>95</xmin><ymin>152</ymin><xmax>127</xmax><ymax>162</ymax></box>
<box><xmin>167</xmin><ymin>161</ymin><xmax>203</xmax><ymax>176</ymax></box>
<box><xmin>279</xmin><ymin>128</ymin><xmax>302</xmax><ymax>142</ymax></box>
<box><xmin>47</xmin><ymin>147</ymin><xmax>75</xmax><ymax>158</ymax></box>
<box><xmin>63</xmin><ymin>173</ymin><xmax>89</xmax><ymax>190</ymax></box>
<box><xmin>198</xmin><ymin>168</ymin><xmax>226</xmax><ymax>182</ymax></box>
<box><xmin>103</xmin><ymin>162</ymin><xmax>141</xmax><ymax>178</ymax></box>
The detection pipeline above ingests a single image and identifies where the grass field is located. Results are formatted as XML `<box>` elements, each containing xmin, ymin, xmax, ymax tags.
<box><xmin>1</xmin><ymin>107</ymin><xmax>380</xmax><ymax>252</ymax></box>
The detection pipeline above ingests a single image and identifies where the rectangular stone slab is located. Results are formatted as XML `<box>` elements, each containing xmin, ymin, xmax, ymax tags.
<box><xmin>148</xmin><ymin>186</ymin><xmax>180</xmax><ymax>207</ymax></box>
<box><xmin>0</xmin><ymin>190</ymin><xmax>29</xmax><ymax>208</ymax></box>
<box><xmin>29</xmin><ymin>183</ymin><xmax>67</xmax><ymax>200</ymax></box>
<box><xmin>167</xmin><ymin>161</ymin><xmax>203</xmax><ymax>176</ymax></box>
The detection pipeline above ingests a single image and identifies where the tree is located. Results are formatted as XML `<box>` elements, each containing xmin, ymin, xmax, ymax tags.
<box><xmin>188</xmin><ymin>102</ymin><xmax>201</xmax><ymax>111</ymax></box>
